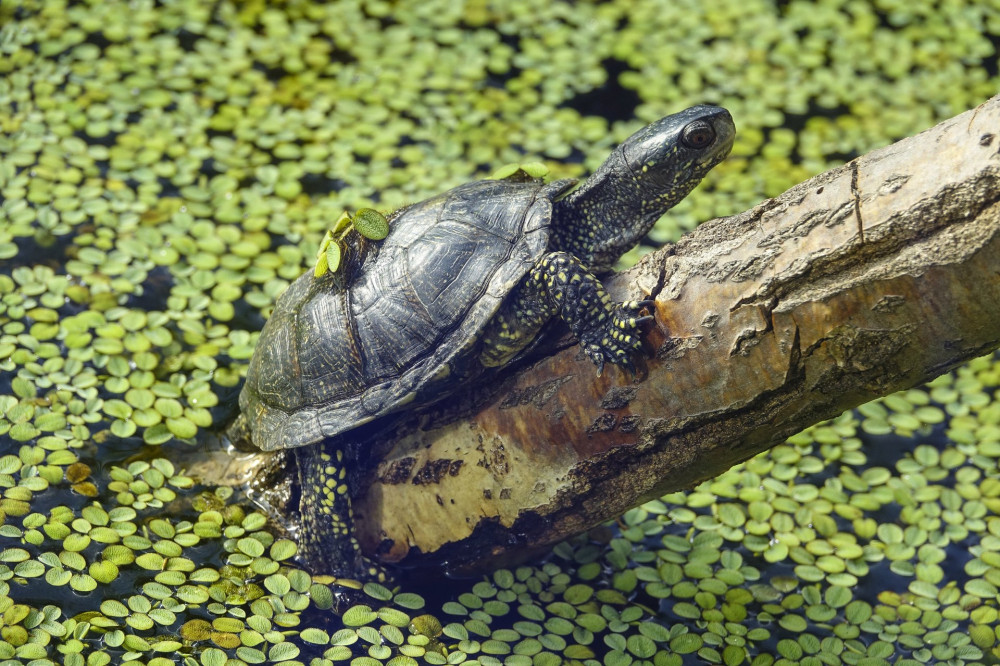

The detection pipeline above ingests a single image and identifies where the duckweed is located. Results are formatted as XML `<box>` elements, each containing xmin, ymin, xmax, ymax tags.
<box><xmin>2</xmin><ymin>0</ymin><xmax>1000</xmax><ymax>663</ymax></box>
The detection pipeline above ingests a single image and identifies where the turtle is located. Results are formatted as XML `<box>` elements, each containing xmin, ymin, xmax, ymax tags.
<box><xmin>233</xmin><ymin>105</ymin><xmax>735</xmax><ymax>581</ymax></box>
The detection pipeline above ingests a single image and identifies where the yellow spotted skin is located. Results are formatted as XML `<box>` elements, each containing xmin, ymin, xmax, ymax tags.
<box><xmin>297</xmin><ymin>446</ymin><xmax>389</xmax><ymax>583</ymax></box>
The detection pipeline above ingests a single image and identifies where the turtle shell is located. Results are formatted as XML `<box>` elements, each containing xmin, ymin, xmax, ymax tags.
<box><xmin>240</xmin><ymin>177</ymin><xmax>576</xmax><ymax>452</ymax></box>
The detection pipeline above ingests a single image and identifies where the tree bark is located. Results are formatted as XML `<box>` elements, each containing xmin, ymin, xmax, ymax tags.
<box><xmin>351</xmin><ymin>95</ymin><xmax>1000</xmax><ymax>573</ymax></box>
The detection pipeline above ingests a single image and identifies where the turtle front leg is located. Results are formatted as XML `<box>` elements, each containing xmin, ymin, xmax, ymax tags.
<box><xmin>480</xmin><ymin>251</ymin><xmax>654</xmax><ymax>374</ymax></box>
<box><xmin>294</xmin><ymin>444</ymin><xmax>390</xmax><ymax>585</ymax></box>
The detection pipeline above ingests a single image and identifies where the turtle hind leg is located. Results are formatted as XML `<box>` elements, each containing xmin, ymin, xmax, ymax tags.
<box><xmin>480</xmin><ymin>250</ymin><xmax>654</xmax><ymax>373</ymax></box>
<box><xmin>294</xmin><ymin>444</ymin><xmax>391</xmax><ymax>585</ymax></box>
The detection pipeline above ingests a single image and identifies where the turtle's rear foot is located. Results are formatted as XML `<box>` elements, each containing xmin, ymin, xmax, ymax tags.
<box><xmin>294</xmin><ymin>445</ymin><xmax>393</xmax><ymax>586</ymax></box>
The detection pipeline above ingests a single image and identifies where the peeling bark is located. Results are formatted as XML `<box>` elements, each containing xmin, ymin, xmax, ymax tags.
<box><xmin>350</xmin><ymin>96</ymin><xmax>1000</xmax><ymax>573</ymax></box>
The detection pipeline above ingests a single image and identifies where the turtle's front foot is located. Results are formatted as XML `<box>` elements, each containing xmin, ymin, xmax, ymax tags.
<box><xmin>581</xmin><ymin>299</ymin><xmax>655</xmax><ymax>375</ymax></box>
<box><xmin>488</xmin><ymin>251</ymin><xmax>657</xmax><ymax>376</ymax></box>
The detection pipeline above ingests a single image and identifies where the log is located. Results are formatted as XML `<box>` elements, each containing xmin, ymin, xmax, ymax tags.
<box><xmin>349</xmin><ymin>95</ymin><xmax>1000</xmax><ymax>573</ymax></box>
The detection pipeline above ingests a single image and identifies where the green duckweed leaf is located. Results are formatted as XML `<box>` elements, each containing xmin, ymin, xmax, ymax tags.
<box><xmin>352</xmin><ymin>208</ymin><xmax>389</xmax><ymax>240</ymax></box>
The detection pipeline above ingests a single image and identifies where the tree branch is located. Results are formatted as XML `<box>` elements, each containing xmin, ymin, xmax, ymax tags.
<box><xmin>351</xmin><ymin>95</ymin><xmax>1000</xmax><ymax>573</ymax></box>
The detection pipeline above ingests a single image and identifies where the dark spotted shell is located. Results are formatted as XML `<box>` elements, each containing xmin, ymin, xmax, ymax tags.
<box><xmin>240</xmin><ymin>177</ymin><xmax>576</xmax><ymax>452</ymax></box>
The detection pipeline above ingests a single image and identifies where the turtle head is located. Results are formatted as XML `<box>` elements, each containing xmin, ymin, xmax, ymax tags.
<box><xmin>621</xmin><ymin>105</ymin><xmax>735</xmax><ymax>208</ymax></box>
<box><xmin>553</xmin><ymin>105</ymin><xmax>734</xmax><ymax>271</ymax></box>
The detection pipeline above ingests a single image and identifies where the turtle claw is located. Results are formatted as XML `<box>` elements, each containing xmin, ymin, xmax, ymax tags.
<box><xmin>614</xmin><ymin>352</ymin><xmax>637</xmax><ymax>376</ymax></box>
<box><xmin>619</xmin><ymin>300</ymin><xmax>656</xmax><ymax>326</ymax></box>
<box><xmin>585</xmin><ymin>343</ymin><xmax>607</xmax><ymax>376</ymax></box>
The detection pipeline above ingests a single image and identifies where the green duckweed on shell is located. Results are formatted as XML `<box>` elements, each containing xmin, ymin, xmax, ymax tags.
<box><xmin>352</xmin><ymin>208</ymin><xmax>390</xmax><ymax>241</ymax></box>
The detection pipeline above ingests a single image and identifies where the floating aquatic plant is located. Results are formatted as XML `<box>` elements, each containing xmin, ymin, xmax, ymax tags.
<box><xmin>1</xmin><ymin>0</ymin><xmax>999</xmax><ymax>663</ymax></box>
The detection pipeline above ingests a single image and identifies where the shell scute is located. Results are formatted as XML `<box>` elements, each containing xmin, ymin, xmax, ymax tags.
<box><xmin>354</xmin><ymin>276</ymin><xmax>438</xmax><ymax>382</ymax></box>
<box><xmin>406</xmin><ymin>222</ymin><xmax>509</xmax><ymax>327</ymax></box>
<box><xmin>296</xmin><ymin>288</ymin><xmax>366</xmax><ymax>401</ymax></box>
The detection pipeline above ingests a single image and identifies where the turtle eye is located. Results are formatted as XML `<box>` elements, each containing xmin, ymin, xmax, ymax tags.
<box><xmin>680</xmin><ymin>120</ymin><xmax>715</xmax><ymax>149</ymax></box>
